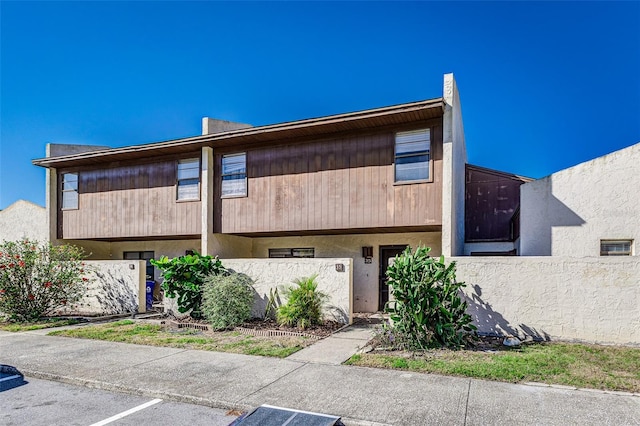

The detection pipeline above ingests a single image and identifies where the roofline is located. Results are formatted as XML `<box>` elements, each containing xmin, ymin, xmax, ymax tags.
<box><xmin>466</xmin><ymin>163</ymin><xmax>534</xmax><ymax>182</ymax></box>
<box><xmin>33</xmin><ymin>98</ymin><xmax>445</xmax><ymax>168</ymax></box>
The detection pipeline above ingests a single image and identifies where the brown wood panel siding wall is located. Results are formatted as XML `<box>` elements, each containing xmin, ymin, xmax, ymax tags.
<box><xmin>465</xmin><ymin>165</ymin><xmax>527</xmax><ymax>242</ymax></box>
<box><xmin>216</xmin><ymin>123</ymin><xmax>443</xmax><ymax>234</ymax></box>
<box><xmin>60</xmin><ymin>158</ymin><xmax>201</xmax><ymax>239</ymax></box>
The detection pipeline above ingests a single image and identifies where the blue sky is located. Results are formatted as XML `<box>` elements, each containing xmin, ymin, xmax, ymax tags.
<box><xmin>1</xmin><ymin>1</ymin><xmax>639</xmax><ymax>209</ymax></box>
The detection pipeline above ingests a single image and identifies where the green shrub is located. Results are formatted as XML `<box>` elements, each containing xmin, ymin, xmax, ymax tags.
<box><xmin>0</xmin><ymin>239</ymin><xmax>89</xmax><ymax>322</ymax></box>
<box><xmin>151</xmin><ymin>251</ymin><xmax>226</xmax><ymax>319</ymax></box>
<box><xmin>202</xmin><ymin>273</ymin><xmax>255</xmax><ymax>330</ymax></box>
<box><xmin>385</xmin><ymin>246</ymin><xmax>476</xmax><ymax>349</ymax></box>
<box><xmin>277</xmin><ymin>274</ymin><xmax>328</xmax><ymax>329</ymax></box>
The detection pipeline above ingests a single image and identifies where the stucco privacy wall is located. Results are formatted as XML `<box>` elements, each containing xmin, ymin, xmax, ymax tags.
<box><xmin>249</xmin><ymin>232</ymin><xmax>441</xmax><ymax>313</ymax></box>
<box><xmin>0</xmin><ymin>200</ymin><xmax>48</xmax><ymax>242</ymax></box>
<box><xmin>453</xmin><ymin>256</ymin><xmax>640</xmax><ymax>345</ymax></box>
<box><xmin>223</xmin><ymin>258</ymin><xmax>353</xmax><ymax>324</ymax></box>
<box><xmin>441</xmin><ymin>73</ymin><xmax>467</xmax><ymax>257</ymax></box>
<box><xmin>520</xmin><ymin>142</ymin><xmax>640</xmax><ymax>256</ymax></box>
<box><xmin>57</xmin><ymin>260</ymin><xmax>146</xmax><ymax>316</ymax></box>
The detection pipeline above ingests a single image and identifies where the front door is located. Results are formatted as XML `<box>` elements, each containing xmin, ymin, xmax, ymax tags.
<box><xmin>378</xmin><ymin>245</ymin><xmax>407</xmax><ymax>311</ymax></box>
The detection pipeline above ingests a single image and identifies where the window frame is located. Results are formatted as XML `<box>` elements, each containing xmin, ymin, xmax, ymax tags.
<box><xmin>394</xmin><ymin>128</ymin><xmax>432</xmax><ymax>184</ymax></box>
<box><xmin>176</xmin><ymin>158</ymin><xmax>201</xmax><ymax>202</ymax></box>
<box><xmin>268</xmin><ymin>248</ymin><xmax>315</xmax><ymax>258</ymax></box>
<box><xmin>600</xmin><ymin>239</ymin><xmax>633</xmax><ymax>256</ymax></box>
<box><xmin>61</xmin><ymin>172</ymin><xmax>79</xmax><ymax>210</ymax></box>
<box><xmin>221</xmin><ymin>152</ymin><xmax>248</xmax><ymax>198</ymax></box>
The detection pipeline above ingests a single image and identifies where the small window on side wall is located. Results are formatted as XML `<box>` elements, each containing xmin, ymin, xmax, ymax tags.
<box><xmin>269</xmin><ymin>248</ymin><xmax>315</xmax><ymax>258</ymax></box>
<box><xmin>61</xmin><ymin>172</ymin><xmax>79</xmax><ymax>210</ymax></box>
<box><xmin>395</xmin><ymin>129</ymin><xmax>430</xmax><ymax>183</ymax></box>
<box><xmin>177</xmin><ymin>158</ymin><xmax>200</xmax><ymax>201</ymax></box>
<box><xmin>600</xmin><ymin>240</ymin><xmax>633</xmax><ymax>256</ymax></box>
<box><xmin>221</xmin><ymin>153</ymin><xmax>247</xmax><ymax>197</ymax></box>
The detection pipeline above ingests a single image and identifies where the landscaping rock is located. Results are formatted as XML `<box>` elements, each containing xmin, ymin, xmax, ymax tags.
<box><xmin>503</xmin><ymin>336</ymin><xmax>522</xmax><ymax>347</ymax></box>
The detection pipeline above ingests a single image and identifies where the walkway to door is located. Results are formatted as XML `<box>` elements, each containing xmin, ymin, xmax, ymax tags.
<box><xmin>285</xmin><ymin>315</ymin><xmax>380</xmax><ymax>365</ymax></box>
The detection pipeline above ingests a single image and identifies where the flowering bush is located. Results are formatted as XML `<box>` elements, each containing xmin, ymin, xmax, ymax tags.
<box><xmin>0</xmin><ymin>239</ymin><xmax>90</xmax><ymax>322</ymax></box>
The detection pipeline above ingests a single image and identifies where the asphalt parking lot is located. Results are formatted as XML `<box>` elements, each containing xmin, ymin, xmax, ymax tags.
<box><xmin>1</xmin><ymin>376</ymin><xmax>237</xmax><ymax>426</ymax></box>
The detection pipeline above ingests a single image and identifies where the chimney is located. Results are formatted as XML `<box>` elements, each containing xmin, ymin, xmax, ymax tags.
<box><xmin>202</xmin><ymin>118</ymin><xmax>252</xmax><ymax>135</ymax></box>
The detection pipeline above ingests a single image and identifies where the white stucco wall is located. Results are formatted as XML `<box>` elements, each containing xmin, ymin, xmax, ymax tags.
<box><xmin>441</xmin><ymin>73</ymin><xmax>468</xmax><ymax>257</ymax></box>
<box><xmin>0</xmin><ymin>200</ymin><xmax>48</xmax><ymax>243</ymax></box>
<box><xmin>223</xmin><ymin>258</ymin><xmax>353</xmax><ymax>324</ymax></box>
<box><xmin>57</xmin><ymin>260</ymin><xmax>146</xmax><ymax>316</ymax></box>
<box><xmin>463</xmin><ymin>241</ymin><xmax>517</xmax><ymax>256</ymax></box>
<box><xmin>453</xmin><ymin>256</ymin><xmax>640</xmax><ymax>345</ymax></box>
<box><xmin>520</xmin><ymin>142</ymin><xmax>640</xmax><ymax>256</ymax></box>
<box><xmin>249</xmin><ymin>232</ymin><xmax>441</xmax><ymax>313</ymax></box>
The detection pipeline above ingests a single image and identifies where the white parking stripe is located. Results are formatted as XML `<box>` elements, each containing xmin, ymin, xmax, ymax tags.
<box><xmin>89</xmin><ymin>398</ymin><xmax>163</xmax><ymax>426</ymax></box>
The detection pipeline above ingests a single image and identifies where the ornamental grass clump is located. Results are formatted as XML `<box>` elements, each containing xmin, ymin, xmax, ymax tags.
<box><xmin>151</xmin><ymin>251</ymin><xmax>226</xmax><ymax>319</ymax></box>
<box><xmin>201</xmin><ymin>272</ymin><xmax>255</xmax><ymax>330</ymax></box>
<box><xmin>0</xmin><ymin>239</ymin><xmax>90</xmax><ymax>322</ymax></box>
<box><xmin>277</xmin><ymin>274</ymin><xmax>328</xmax><ymax>330</ymax></box>
<box><xmin>385</xmin><ymin>245</ymin><xmax>476</xmax><ymax>350</ymax></box>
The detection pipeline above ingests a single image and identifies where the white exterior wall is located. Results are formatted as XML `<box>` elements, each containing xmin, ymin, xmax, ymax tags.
<box><xmin>223</xmin><ymin>258</ymin><xmax>353</xmax><ymax>324</ymax></box>
<box><xmin>0</xmin><ymin>200</ymin><xmax>48</xmax><ymax>243</ymax></box>
<box><xmin>249</xmin><ymin>232</ymin><xmax>441</xmax><ymax>313</ymax></box>
<box><xmin>520</xmin><ymin>142</ymin><xmax>640</xmax><ymax>256</ymax></box>
<box><xmin>442</xmin><ymin>73</ymin><xmax>467</xmax><ymax>257</ymax></box>
<box><xmin>57</xmin><ymin>260</ymin><xmax>146</xmax><ymax>316</ymax></box>
<box><xmin>454</xmin><ymin>256</ymin><xmax>640</xmax><ymax>345</ymax></box>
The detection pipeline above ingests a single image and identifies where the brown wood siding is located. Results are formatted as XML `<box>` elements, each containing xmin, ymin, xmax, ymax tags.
<box><xmin>465</xmin><ymin>165</ymin><xmax>527</xmax><ymax>242</ymax></box>
<box><xmin>216</xmin><ymin>122</ymin><xmax>443</xmax><ymax>234</ymax></box>
<box><xmin>60</xmin><ymin>158</ymin><xmax>201</xmax><ymax>239</ymax></box>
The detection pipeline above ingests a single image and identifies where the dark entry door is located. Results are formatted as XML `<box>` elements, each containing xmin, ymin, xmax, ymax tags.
<box><xmin>379</xmin><ymin>245</ymin><xmax>408</xmax><ymax>311</ymax></box>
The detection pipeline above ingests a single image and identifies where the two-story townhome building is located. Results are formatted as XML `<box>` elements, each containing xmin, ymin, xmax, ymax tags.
<box><xmin>33</xmin><ymin>74</ymin><xmax>474</xmax><ymax>313</ymax></box>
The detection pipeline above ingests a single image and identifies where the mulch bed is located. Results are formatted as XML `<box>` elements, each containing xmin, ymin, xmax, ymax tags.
<box><xmin>164</xmin><ymin>315</ymin><xmax>344</xmax><ymax>339</ymax></box>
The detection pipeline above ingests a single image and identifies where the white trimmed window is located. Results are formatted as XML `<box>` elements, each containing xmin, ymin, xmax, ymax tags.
<box><xmin>61</xmin><ymin>172</ymin><xmax>79</xmax><ymax>210</ymax></box>
<box><xmin>177</xmin><ymin>158</ymin><xmax>200</xmax><ymax>201</ymax></box>
<box><xmin>269</xmin><ymin>248</ymin><xmax>315</xmax><ymax>258</ymax></box>
<box><xmin>395</xmin><ymin>129</ymin><xmax>430</xmax><ymax>182</ymax></box>
<box><xmin>221</xmin><ymin>153</ymin><xmax>247</xmax><ymax>197</ymax></box>
<box><xmin>600</xmin><ymin>240</ymin><xmax>633</xmax><ymax>256</ymax></box>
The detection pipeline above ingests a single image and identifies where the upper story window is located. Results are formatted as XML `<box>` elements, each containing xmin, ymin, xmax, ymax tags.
<box><xmin>221</xmin><ymin>153</ymin><xmax>247</xmax><ymax>197</ymax></box>
<box><xmin>600</xmin><ymin>240</ymin><xmax>633</xmax><ymax>256</ymax></box>
<box><xmin>177</xmin><ymin>158</ymin><xmax>200</xmax><ymax>201</ymax></box>
<box><xmin>394</xmin><ymin>129</ymin><xmax>430</xmax><ymax>183</ymax></box>
<box><xmin>61</xmin><ymin>172</ymin><xmax>79</xmax><ymax>210</ymax></box>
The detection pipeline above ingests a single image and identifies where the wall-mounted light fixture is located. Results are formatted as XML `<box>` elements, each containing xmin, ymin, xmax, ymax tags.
<box><xmin>362</xmin><ymin>246</ymin><xmax>373</xmax><ymax>258</ymax></box>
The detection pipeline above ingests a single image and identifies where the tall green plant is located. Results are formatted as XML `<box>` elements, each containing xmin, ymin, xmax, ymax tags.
<box><xmin>202</xmin><ymin>273</ymin><xmax>255</xmax><ymax>330</ymax></box>
<box><xmin>277</xmin><ymin>274</ymin><xmax>328</xmax><ymax>329</ymax></box>
<box><xmin>151</xmin><ymin>251</ymin><xmax>226</xmax><ymax>319</ymax></box>
<box><xmin>0</xmin><ymin>239</ymin><xmax>89</xmax><ymax>322</ymax></box>
<box><xmin>385</xmin><ymin>246</ymin><xmax>476</xmax><ymax>349</ymax></box>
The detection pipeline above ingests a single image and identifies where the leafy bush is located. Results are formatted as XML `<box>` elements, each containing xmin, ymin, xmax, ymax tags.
<box><xmin>202</xmin><ymin>273</ymin><xmax>255</xmax><ymax>330</ymax></box>
<box><xmin>385</xmin><ymin>246</ymin><xmax>476</xmax><ymax>349</ymax></box>
<box><xmin>151</xmin><ymin>251</ymin><xmax>226</xmax><ymax>319</ymax></box>
<box><xmin>0</xmin><ymin>239</ymin><xmax>89</xmax><ymax>322</ymax></box>
<box><xmin>277</xmin><ymin>274</ymin><xmax>328</xmax><ymax>329</ymax></box>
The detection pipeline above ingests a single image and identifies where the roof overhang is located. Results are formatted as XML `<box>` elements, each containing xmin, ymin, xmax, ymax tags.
<box><xmin>33</xmin><ymin>98</ymin><xmax>445</xmax><ymax>169</ymax></box>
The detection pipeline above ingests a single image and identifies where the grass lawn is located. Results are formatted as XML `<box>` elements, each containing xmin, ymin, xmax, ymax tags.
<box><xmin>345</xmin><ymin>343</ymin><xmax>640</xmax><ymax>393</ymax></box>
<box><xmin>0</xmin><ymin>318</ymin><xmax>81</xmax><ymax>332</ymax></box>
<box><xmin>48</xmin><ymin>320</ymin><xmax>310</xmax><ymax>358</ymax></box>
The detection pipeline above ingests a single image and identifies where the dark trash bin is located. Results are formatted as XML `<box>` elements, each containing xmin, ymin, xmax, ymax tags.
<box><xmin>146</xmin><ymin>280</ymin><xmax>156</xmax><ymax>310</ymax></box>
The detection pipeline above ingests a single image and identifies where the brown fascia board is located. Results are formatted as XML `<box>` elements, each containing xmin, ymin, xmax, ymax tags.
<box><xmin>32</xmin><ymin>98</ymin><xmax>445</xmax><ymax>168</ymax></box>
<box><xmin>466</xmin><ymin>163</ymin><xmax>534</xmax><ymax>182</ymax></box>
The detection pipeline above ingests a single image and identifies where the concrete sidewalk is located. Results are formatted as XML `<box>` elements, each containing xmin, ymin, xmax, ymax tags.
<box><xmin>1</xmin><ymin>329</ymin><xmax>638</xmax><ymax>425</ymax></box>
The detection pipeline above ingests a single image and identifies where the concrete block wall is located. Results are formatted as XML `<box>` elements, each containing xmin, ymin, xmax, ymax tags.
<box><xmin>223</xmin><ymin>258</ymin><xmax>353</xmax><ymax>324</ymax></box>
<box><xmin>453</xmin><ymin>256</ymin><xmax>640</xmax><ymax>345</ymax></box>
<box><xmin>57</xmin><ymin>260</ymin><xmax>146</xmax><ymax>316</ymax></box>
